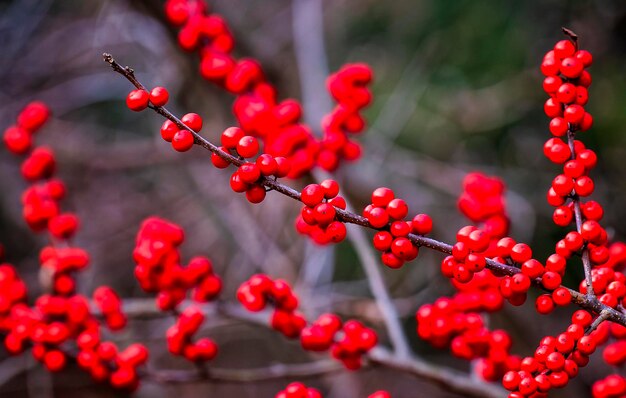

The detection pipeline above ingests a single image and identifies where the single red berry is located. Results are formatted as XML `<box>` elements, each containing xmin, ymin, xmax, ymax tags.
<box><xmin>386</xmin><ymin>198</ymin><xmax>408</xmax><ymax>220</ymax></box>
<box><xmin>301</xmin><ymin>184</ymin><xmax>324</xmax><ymax>207</ymax></box>
<box><xmin>554</xmin><ymin>40</ymin><xmax>576</xmax><ymax>59</ymax></box>
<box><xmin>560</xmin><ymin>57</ymin><xmax>584</xmax><ymax>78</ymax></box>
<box><xmin>3</xmin><ymin>126</ymin><xmax>33</xmax><ymax>154</ymax></box>
<box><xmin>245</xmin><ymin>185</ymin><xmax>266</xmax><ymax>204</ymax></box>
<box><xmin>535</xmin><ymin>294</ymin><xmax>555</xmax><ymax>314</ymax></box>
<box><xmin>238</xmin><ymin>163</ymin><xmax>261</xmax><ymax>184</ymax></box>
<box><xmin>549</xmin><ymin>117</ymin><xmax>568</xmax><ymax>137</ymax></box>
<box><xmin>371</xmin><ymin>187</ymin><xmax>394</xmax><ymax>207</ymax></box>
<box><xmin>160</xmin><ymin>120</ymin><xmax>178</xmax><ymax>142</ymax></box>
<box><xmin>563</xmin><ymin>104</ymin><xmax>585</xmax><ymax>124</ymax></box>
<box><xmin>237</xmin><ymin>136</ymin><xmax>259</xmax><ymax>158</ymax></box>
<box><xmin>574</xmin><ymin>176</ymin><xmax>594</xmax><ymax>196</ymax></box>
<box><xmin>172</xmin><ymin>130</ymin><xmax>194</xmax><ymax>152</ymax></box>
<box><xmin>221</xmin><ymin>127</ymin><xmax>245</xmax><ymax>149</ymax></box>
<box><xmin>181</xmin><ymin>113</ymin><xmax>203</xmax><ymax>132</ymax></box>
<box><xmin>556</xmin><ymin>83</ymin><xmax>576</xmax><ymax>104</ymax></box>
<box><xmin>575</xmin><ymin>50</ymin><xmax>593</xmax><ymax>67</ymax></box>
<box><xmin>412</xmin><ymin>214</ymin><xmax>433</xmax><ymax>235</ymax></box>
<box><xmin>211</xmin><ymin>148</ymin><xmax>231</xmax><ymax>168</ymax></box>
<box><xmin>126</xmin><ymin>89</ymin><xmax>150</xmax><ymax>111</ymax></box>
<box><xmin>149</xmin><ymin>86</ymin><xmax>169</xmax><ymax>106</ymax></box>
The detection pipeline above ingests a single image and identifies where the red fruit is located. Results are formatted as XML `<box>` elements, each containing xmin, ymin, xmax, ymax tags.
<box><xmin>549</xmin><ymin>117</ymin><xmax>568</xmax><ymax>137</ymax></box>
<box><xmin>43</xmin><ymin>350</ymin><xmax>66</xmax><ymax>372</ymax></box>
<box><xmin>560</xmin><ymin>57</ymin><xmax>584</xmax><ymax>78</ymax></box>
<box><xmin>126</xmin><ymin>89</ymin><xmax>149</xmax><ymax>111</ymax></box>
<box><xmin>554</xmin><ymin>40</ymin><xmax>576</xmax><ymax>59</ymax></box>
<box><xmin>535</xmin><ymin>294</ymin><xmax>555</xmax><ymax>314</ymax></box>
<box><xmin>238</xmin><ymin>163</ymin><xmax>261</xmax><ymax>183</ymax></box>
<box><xmin>221</xmin><ymin>127</ymin><xmax>245</xmax><ymax>149</ymax></box>
<box><xmin>181</xmin><ymin>113</ymin><xmax>203</xmax><ymax>132</ymax></box>
<box><xmin>367</xmin><ymin>207</ymin><xmax>389</xmax><ymax>229</ymax></box>
<box><xmin>17</xmin><ymin>101</ymin><xmax>50</xmax><ymax>132</ymax></box>
<box><xmin>256</xmin><ymin>154</ymin><xmax>278</xmax><ymax>176</ymax></box>
<box><xmin>564</xmin><ymin>104</ymin><xmax>585</xmax><ymax>124</ymax></box>
<box><xmin>211</xmin><ymin>148</ymin><xmax>231</xmax><ymax>168</ymax></box>
<box><xmin>301</xmin><ymin>184</ymin><xmax>325</xmax><ymax>207</ymax></box>
<box><xmin>412</xmin><ymin>214</ymin><xmax>433</xmax><ymax>235</ymax></box>
<box><xmin>149</xmin><ymin>86</ymin><xmax>169</xmax><ymax>106</ymax></box>
<box><xmin>3</xmin><ymin>126</ymin><xmax>32</xmax><ymax>154</ymax></box>
<box><xmin>237</xmin><ymin>136</ymin><xmax>259</xmax><ymax>158</ymax></box>
<box><xmin>371</xmin><ymin>187</ymin><xmax>394</xmax><ymax>207</ymax></box>
<box><xmin>172</xmin><ymin>130</ymin><xmax>194</xmax><ymax>152</ymax></box>
<box><xmin>160</xmin><ymin>120</ymin><xmax>178</xmax><ymax>142</ymax></box>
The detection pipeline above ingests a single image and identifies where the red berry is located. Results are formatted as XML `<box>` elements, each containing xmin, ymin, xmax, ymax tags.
<box><xmin>160</xmin><ymin>120</ymin><xmax>178</xmax><ymax>142</ymax></box>
<box><xmin>3</xmin><ymin>126</ymin><xmax>32</xmax><ymax>154</ymax></box>
<box><xmin>237</xmin><ymin>136</ymin><xmax>259</xmax><ymax>158</ymax></box>
<box><xmin>126</xmin><ymin>89</ymin><xmax>149</xmax><ymax>111</ymax></box>
<box><xmin>560</xmin><ymin>57</ymin><xmax>584</xmax><ymax>78</ymax></box>
<box><xmin>301</xmin><ymin>184</ymin><xmax>324</xmax><ymax>207</ymax></box>
<box><xmin>181</xmin><ymin>113</ymin><xmax>203</xmax><ymax>132</ymax></box>
<box><xmin>172</xmin><ymin>130</ymin><xmax>194</xmax><ymax>152</ymax></box>
<box><xmin>371</xmin><ymin>187</ymin><xmax>394</xmax><ymax>207</ymax></box>
<box><xmin>149</xmin><ymin>86</ymin><xmax>169</xmax><ymax>106</ymax></box>
<box><xmin>221</xmin><ymin>127</ymin><xmax>245</xmax><ymax>149</ymax></box>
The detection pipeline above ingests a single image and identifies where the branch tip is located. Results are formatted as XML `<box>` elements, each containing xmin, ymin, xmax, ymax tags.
<box><xmin>561</xmin><ymin>27</ymin><xmax>578</xmax><ymax>42</ymax></box>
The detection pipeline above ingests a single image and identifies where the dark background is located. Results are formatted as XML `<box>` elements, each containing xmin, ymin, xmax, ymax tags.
<box><xmin>0</xmin><ymin>0</ymin><xmax>625</xmax><ymax>397</ymax></box>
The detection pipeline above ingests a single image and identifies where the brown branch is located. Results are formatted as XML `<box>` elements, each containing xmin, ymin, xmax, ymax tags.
<box><xmin>102</xmin><ymin>53</ymin><xmax>626</xmax><ymax>329</ymax></box>
<box><xmin>567</xmin><ymin>129</ymin><xmax>596</xmax><ymax>299</ymax></box>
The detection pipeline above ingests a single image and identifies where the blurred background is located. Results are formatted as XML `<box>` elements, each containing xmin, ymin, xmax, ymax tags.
<box><xmin>1</xmin><ymin>0</ymin><xmax>626</xmax><ymax>397</ymax></box>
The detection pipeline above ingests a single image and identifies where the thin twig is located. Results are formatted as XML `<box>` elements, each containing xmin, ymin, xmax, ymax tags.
<box><xmin>103</xmin><ymin>53</ymin><xmax>626</xmax><ymax>329</ymax></box>
<box><xmin>567</xmin><ymin>129</ymin><xmax>596</xmax><ymax>299</ymax></box>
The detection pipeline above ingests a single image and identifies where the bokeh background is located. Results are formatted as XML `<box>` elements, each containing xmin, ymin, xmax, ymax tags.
<box><xmin>1</xmin><ymin>0</ymin><xmax>626</xmax><ymax>397</ymax></box>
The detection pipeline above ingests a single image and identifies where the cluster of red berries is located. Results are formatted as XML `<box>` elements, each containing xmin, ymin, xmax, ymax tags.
<box><xmin>365</xmin><ymin>187</ymin><xmax>432</xmax><ymax>268</ymax></box>
<box><xmin>318</xmin><ymin>64</ymin><xmax>373</xmax><ymax>171</ymax></box>
<box><xmin>6</xmin><ymin>293</ymin><xmax>91</xmax><ymax>372</ymax></box>
<box><xmin>126</xmin><ymin>86</ymin><xmax>169</xmax><ymax>111</ymax></box>
<box><xmin>444</xmin><ymin>226</ymin><xmax>490</xmax><ymax>283</ymax></box>
<box><xmin>491</xmin><ymin>237</ymin><xmax>570</xmax><ymax>310</ymax></box>
<box><xmin>0</xmin><ymin>265</ymin><xmax>27</xmax><ymax>328</ymax></box>
<box><xmin>4</xmin><ymin>103</ymin><xmax>76</xmax><ymax>238</ymax></box>
<box><xmin>217</xmin><ymin>127</ymin><xmax>290</xmax><ymax>203</ymax></box>
<box><xmin>237</xmin><ymin>274</ymin><xmax>305</xmax><ymax>338</ymax></box>
<box><xmin>275</xmin><ymin>382</ymin><xmax>390</xmax><ymax>398</ymax></box>
<box><xmin>3</xmin><ymin>102</ymin><xmax>151</xmax><ymax>389</ymax></box>
<box><xmin>133</xmin><ymin>217</ymin><xmax>222</xmax><ymax>311</ymax></box>
<box><xmin>295</xmin><ymin>180</ymin><xmax>348</xmax><ymax>244</ymax></box>
<box><xmin>275</xmin><ymin>382</ymin><xmax>322</xmax><ymax>398</ymax></box>
<box><xmin>457</xmin><ymin>172</ymin><xmax>510</xmax><ymax>241</ymax></box>
<box><xmin>237</xmin><ymin>275</ymin><xmax>377</xmax><ymax>368</ymax></box>
<box><xmin>542</xmin><ymin>39</ymin><xmax>593</xmax><ymax>137</ymax></box>
<box><xmin>93</xmin><ymin>286</ymin><xmax>127</xmax><ymax>331</ymax></box>
<box><xmin>166</xmin><ymin>306</ymin><xmax>218</xmax><ymax>362</ymax></box>
<box><xmin>3</xmin><ymin>101</ymin><xmax>49</xmax><ymax>154</ymax></box>
<box><xmin>163</xmin><ymin>0</ymin><xmax>372</xmax><ymax>177</ymax></box>
<box><xmin>40</xmin><ymin>245</ymin><xmax>89</xmax><ymax>295</ymax></box>
<box><xmin>503</xmin><ymin>310</ymin><xmax>604</xmax><ymax>397</ymax></box>
<box><xmin>419</xmin><ymin>173</ymin><xmax>519</xmax><ymax>382</ymax></box>
<box><xmin>133</xmin><ymin>218</ymin><xmax>221</xmax><ymax>364</ymax></box>
<box><xmin>159</xmin><ymin>112</ymin><xmax>201</xmax><ymax>152</ymax></box>
<box><xmin>300</xmin><ymin>314</ymin><xmax>376</xmax><ymax>370</ymax></box>
<box><xmin>593</xmin><ymin>375</ymin><xmax>626</xmax><ymax>398</ymax></box>
<box><xmin>329</xmin><ymin>319</ymin><xmax>378</xmax><ymax>370</ymax></box>
<box><xmin>602</xmin><ymin>323</ymin><xmax>626</xmax><ymax>367</ymax></box>
<box><xmin>77</xmin><ymin>329</ymin><xmax>149</xmax><ymax>390</ymax></box>
<box><xmin>416</xmin><ymin>296</ymin><xmax>517</xmax><ymax>382</ymax></box>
